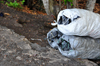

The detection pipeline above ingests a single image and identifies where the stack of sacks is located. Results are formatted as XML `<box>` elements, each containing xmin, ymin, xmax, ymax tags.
<box><xmin>47</xmin><ymin>8</ymin><xmax>100</xmax><ymax>59</ymax></box>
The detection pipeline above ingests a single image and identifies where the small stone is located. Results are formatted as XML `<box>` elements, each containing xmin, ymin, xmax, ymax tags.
<box><xmin>42</xmin><ymin>62</ymin><xmax>45</xmax><ymax>65</ymax></box>
<box><xmin>16</xmin><ymin>41</ymin><xmax>31</xmax><ymax>49</ymax></box>
<box><xmin>14</xmin><ymin>21</ymin><xmax>23</xmax><ymax>27</ymax></box>
<box><xmin>30</xmin><ymin>43</ymin><xmax>45</xmax><ymax>51</ymax></box>
<box><xmin>22</xmin><ymin>49</ymin><xmax>39</xmax><ymax>56</ymax></box>
<box><xmin>16</xmin><ymin>56</ymin><xmax>22</xmax><ymax>60</ymax></box>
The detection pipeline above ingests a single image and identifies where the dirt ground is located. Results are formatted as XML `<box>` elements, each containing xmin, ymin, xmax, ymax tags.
<box><xmin>0</xmin><ymin>4</ymin><xmax>54</xmax><ymax>47</ymax></box>
<box><xmin>0</xmin><ymin>0</ymin><xmax>100</xmax><ymax>65</ymax></box>
<box><xmin>0</xmin><ymin>0</ymin><xmax>100</xmax><ymax>47</ymax></box>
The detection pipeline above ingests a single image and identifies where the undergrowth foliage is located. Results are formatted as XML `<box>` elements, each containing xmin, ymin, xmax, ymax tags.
<box><xmin>64</xmin><ymin>0</ymin><xmax>73</xmax><ymax>6</ymax></box>
<box><xmin>0</xmin><ymin>0</ymin><xmax>25</xmax><ymax>9</ymax></box>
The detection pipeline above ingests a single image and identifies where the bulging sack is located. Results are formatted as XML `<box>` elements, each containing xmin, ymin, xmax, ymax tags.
<box><xmin>47</xmin><ymin>28</ymin><xmax>100</xmax><ymax>59</ymax></box>
<box><xmin>52</xmin><ymin>8</ymin><xmax>100</xmax><ymax>38</ymax></box>
<box><xmin>47</xmin><ymin>28</ymin><xmax>63</xmax><ymax>49</ymax></box>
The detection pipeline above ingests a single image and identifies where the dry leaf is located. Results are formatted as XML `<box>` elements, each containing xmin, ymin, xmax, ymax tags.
<box><xmin>4</xmin><ymin>13</ymin><xmax>10</xmax><ymax>16</ymax></box>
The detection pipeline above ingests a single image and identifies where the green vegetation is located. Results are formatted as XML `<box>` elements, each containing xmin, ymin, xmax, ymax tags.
<box><xmin>0</xmin><ymin>0</ymin><xmax>25</xmax><ymax>9</ymax></box>
<box><xmin>0</xmin><ymin>1</ymin><xmax>4</xmax><ymax>3</ymax></box>
<box><xmin>64</xmin><ymin>0</ymin><xmax>73</xmax><ymax>6</ymax></box>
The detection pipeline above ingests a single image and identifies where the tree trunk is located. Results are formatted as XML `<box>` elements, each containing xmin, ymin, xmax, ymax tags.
<box><xmin>42</xmin><ymin>0</ymin><xmax>50</xmax><ymax>15</ymax></box>
<box><xmin>59</xmin><ymin>0</ymin><xmax>61</xmax><ymax>11</ymax></box>
<box><xmin>42</xmin><ymin>0</ymin><xmax>59</xmax><ymax>19</ymax></box>
<box><xmin>49</xmin><ymin>0</ymin><xmax>54</xmax><ymax>15</ymax></box>
<box><xmin>86</xmin><ymin>0</ymin><xmax>96</xmax><ymax>11</ymax></box>
<box><xmin>72</xmin><ymin>0</ymin><xmax>78</xmax><ymax>8</ymax></box>
<box><xmin>67</xmin><ymin>2</ymin><xmax>71</xmax><ymax>9</ymax></box>
<box><xmin>42</xmin><ymin>0</ymin><xmax>78</xmax><ymax>17</ymax></box>
<box><xmin>67</xmin><ymin>0</ymin><xmax>78</xmax><ymax>9</ymax></box>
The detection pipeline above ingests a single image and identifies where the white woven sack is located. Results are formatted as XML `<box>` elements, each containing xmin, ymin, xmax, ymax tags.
<box><xmin>52</xmin><ymin>8</ymin><xmax>100</xmax><ymax>38</ymax></box>
<box><xmin>58</xmin><ymin>35</ymin><xmax>100</xmax><ymax>59</ymax></box>
<box><xmin>47</xmin><ymin>28</ymin><xmax>100</xmax><ymax>59</ymax></box>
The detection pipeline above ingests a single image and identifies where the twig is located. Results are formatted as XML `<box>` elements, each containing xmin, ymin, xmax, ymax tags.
<box><xmin>31</xmin><ymin>38</ymin><xmax>42</xmax><ymax>41</ymax></box>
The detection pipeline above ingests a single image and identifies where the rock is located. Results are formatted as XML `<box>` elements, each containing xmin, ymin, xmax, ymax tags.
<box><xmin>30</xmin><ymin>43</ymin><xmax>47</xmax><ymax>52</ymax></box>
<box><xmin>14</xmin><ymin>21</ymin><xmax>23</xmax><ymax>27</ymax></box>
<box><xmin>22</xmin><ymin>49</ymin><xmax>39</xmax><ymax>56</ymax></box>
<box><xmin>16</xmin><ymin>41</ymin><xmax>31</xmax><ymax>49</ymax></box>
<box><xmin>16</xmin><ymin>56</ymin><xmax>22</xmax><ymax>60</ymax></box>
